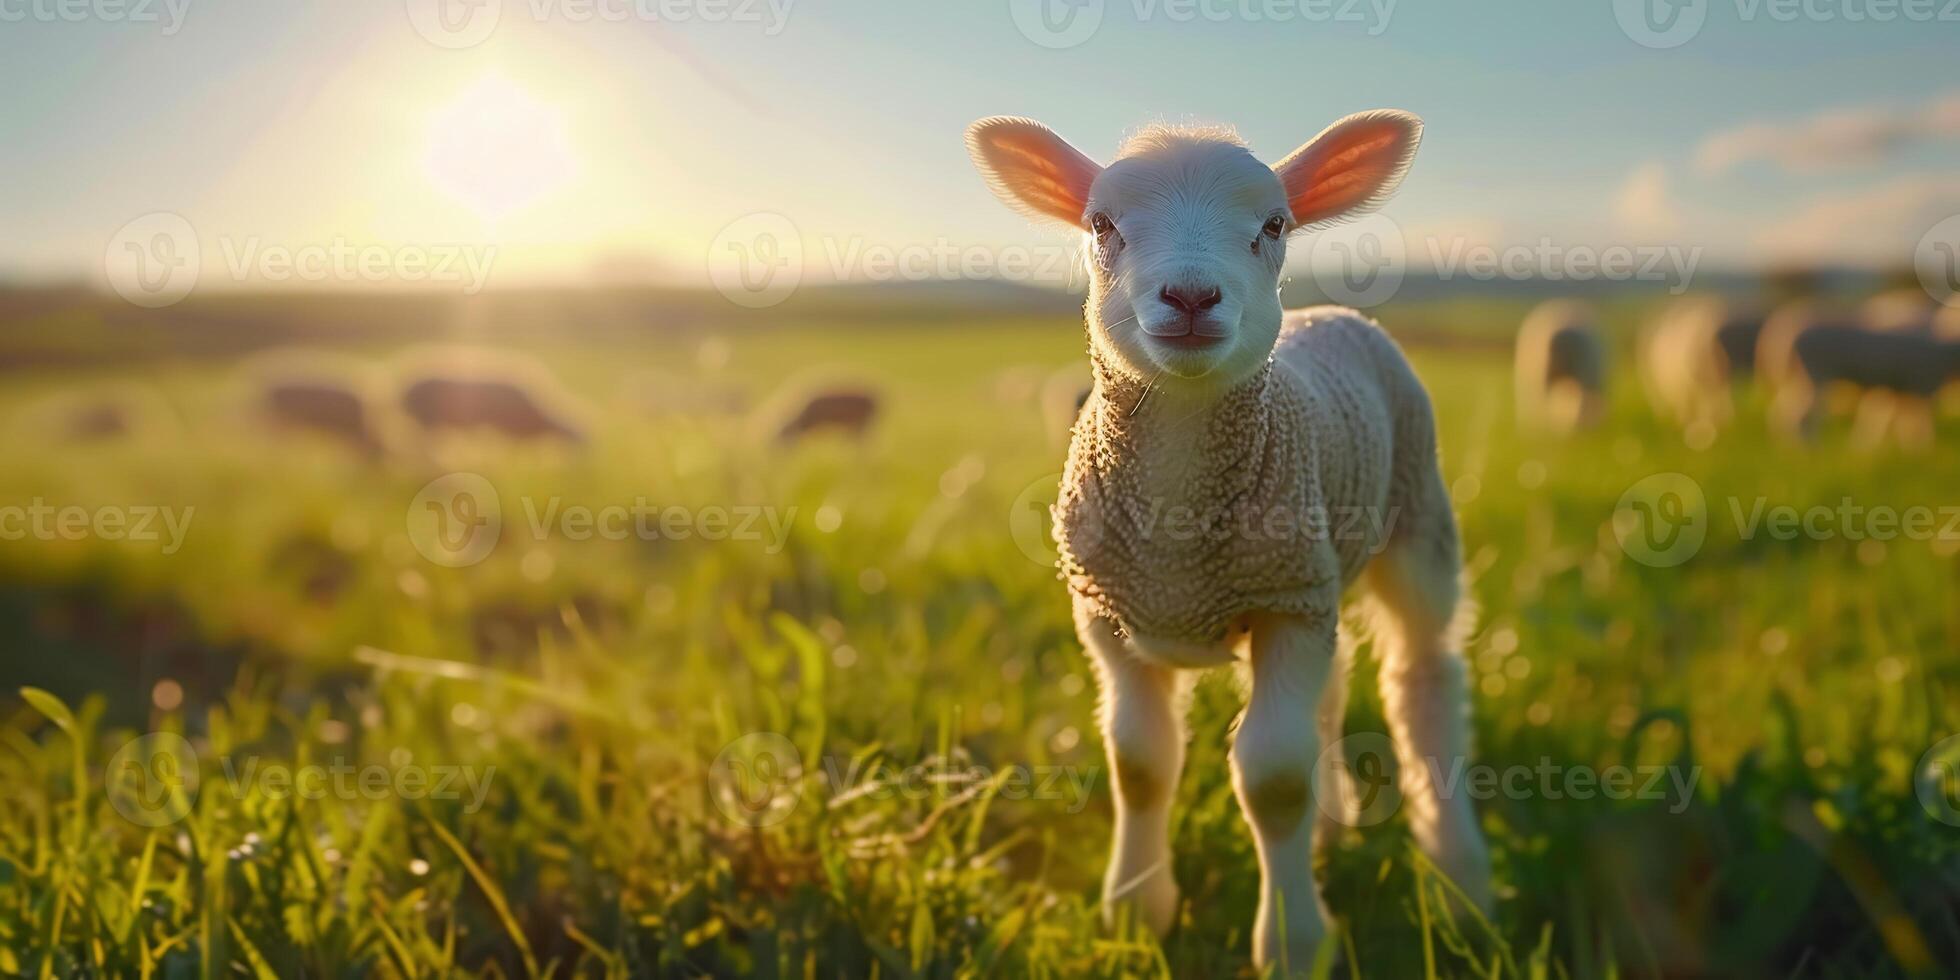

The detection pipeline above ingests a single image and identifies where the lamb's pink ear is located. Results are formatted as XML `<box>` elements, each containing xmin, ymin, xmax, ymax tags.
<box><xmin>965</xmin><ymin>117</ymin><xmax>1103</xmax><ymax>227</ymax></box>
<box><xmin>1272</xmin><ymin>110</ymin><xmax>1423</xmax><ymax>228</ymax></box>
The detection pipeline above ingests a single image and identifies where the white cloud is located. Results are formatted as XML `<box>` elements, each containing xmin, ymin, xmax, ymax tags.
<box><xmin>1695</xmin><ymin>91</ymin><xmax>1960</xmax><ymax>176</ymax></box>
<box><xmin>1753</xmin><ymin>174</ymin><xmax>1960</xmax><ymax>265</ymax></box>
<box><xmin>1614</xmin><ymin>161</ymin><xmax>1679</xmax><ymax>237</ymax></box>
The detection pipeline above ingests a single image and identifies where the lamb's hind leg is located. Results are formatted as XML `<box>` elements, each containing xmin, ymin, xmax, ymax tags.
<box><xmin>1078</xmin><ymin>606</ymin><xmax>1185</xmax><ymax>937</ymax></box>
<box><xmin>1364</xmin><ymin>519</ymin><xmax>1493</xmax><ymax>915</ymax></box>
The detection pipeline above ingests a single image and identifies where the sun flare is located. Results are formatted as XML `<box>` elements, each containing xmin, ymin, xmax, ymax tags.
<box><xmin>422</xmin><ymin>73</ymin><xmax>578</xmax><ymax>222</ymax></box>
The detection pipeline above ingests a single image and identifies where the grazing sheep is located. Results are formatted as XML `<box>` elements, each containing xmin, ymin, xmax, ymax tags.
<box><xmin>1639</xmin><ymin>296</ymin><xmax>1764</xmax><ymax>431</ymax></box>
<box><xmin>1860</xmin><ymin>288</ymin><xmax>1940</xmax><ymax>334</ymax></box>
<box><xmin>260</xmin><ymin>378</ymin><xmax>385</xmax><ymax>457</ymax></box>
<box><xmin>395</xmin><ymin>351</ymin><xmax>584</xmax><ymax>444</ymax></box>
<box><xmin>67</xmin><ymin>401</ymin><xmax>131</xmax><ymax>440</ymax></box>
<box><xmin>1514</xmin><ymin>300</ymin><xmax>1606</xmax><ymax>432</ymax></box>
<box><xmin>1758</xmin><ymin>301</ymin><xmax>1960</xmax><ymax>447</ymax></box>
<box><xmin>968</xmin><ymin>110</ymin><xmax>1488</xmax><ymax>969</ymax></box>
<box><xmin>11</xmin><ymin>385</ymin><xmax>176</xmax><ymax>446</ymax></box>
<box><xmin>773</xmin><ymin>387</ymin><xmax>878</xmax><ymax>443</ymax></box>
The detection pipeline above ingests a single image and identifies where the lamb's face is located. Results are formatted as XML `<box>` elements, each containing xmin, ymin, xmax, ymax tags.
<box><xmin>1084</xmin><ymin>140</ymin><xmax>1290</xmax><ymax>385</ymax></box>
<box><xmin>966</xmin><ymin>111</ymin><xmax>1422</xmax><ymax>388</ymax></box>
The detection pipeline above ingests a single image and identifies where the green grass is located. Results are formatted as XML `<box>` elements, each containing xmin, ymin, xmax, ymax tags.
<box><xmin>2</xmin><ymin>298</ymin><xmax>1958</xmax><ymax>977</ymax></box>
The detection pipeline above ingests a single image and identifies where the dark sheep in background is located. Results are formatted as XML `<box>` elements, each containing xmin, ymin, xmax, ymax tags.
<box><xmin>774</xmin><ymin>388</ymin><xmax>878</xmax><ymax>443</ymax></box>
<box><xmin>1758</xmin><ymin>301</ymin><xmax>1960</xmax><ymax>448</ymax></box>
<box><xmin>260</xmin><ymin>378</ymin><xmax>384</xmax><ymax>457</ymax></box>
<box><xmin>399</xmin><ymin>375</ymin><xmax>584</xmax><ymax>443</ymax></box>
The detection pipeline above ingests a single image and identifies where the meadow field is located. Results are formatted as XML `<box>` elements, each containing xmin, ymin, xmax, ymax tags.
<box><xmin>3</xmin><ymin>289</ymin><xmax>1958</xmax><ymax>978</ymax></box>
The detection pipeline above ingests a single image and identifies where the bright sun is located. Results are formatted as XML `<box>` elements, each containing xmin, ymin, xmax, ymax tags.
<box><xmin>423</xmin><ymin>73</ymin><xmax>578</xmax><ymax>222</ymax></box>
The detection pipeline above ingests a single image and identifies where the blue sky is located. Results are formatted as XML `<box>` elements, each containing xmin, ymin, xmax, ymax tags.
<box><xmin>1</xmin><ymin>0</ymin><xmax>1955</xmax><ymax>289</ymax></box>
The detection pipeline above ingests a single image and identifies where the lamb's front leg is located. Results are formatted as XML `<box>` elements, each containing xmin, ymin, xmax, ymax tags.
<box><xmin>1078</xmin><ymin>607</ymin><xmax>1185</xmax><ymax>937</ymax></box>
<box><xmin>1234</xmin><ymin>610</ymin><xmax>1338</xmax><ymax>973</ymax></box>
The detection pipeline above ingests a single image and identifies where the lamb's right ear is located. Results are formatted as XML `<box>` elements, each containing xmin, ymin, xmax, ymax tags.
<box><xmin>965</xmin><ymin>117</ymin><xmax>1102</xmax><ymax>227</ymax></box>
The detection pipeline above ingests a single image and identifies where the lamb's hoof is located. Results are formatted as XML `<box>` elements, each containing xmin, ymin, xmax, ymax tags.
<box><xmin>1102</xmin><ymin>866</ymin><xmax>1179</xmax><ymax>937</ymax></box>
<box><xmin>1253</xmin><ymin>911</ymin><xmax>1332</xmax><ymax>978</ymax></box>
<box><xmin>1429</xmin><ymin>847</ymin><xmax>1494</xmax><ymax>925</ymax></box>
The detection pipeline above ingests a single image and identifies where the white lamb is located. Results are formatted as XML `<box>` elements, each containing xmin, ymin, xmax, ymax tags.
<box><xmin>967</xmin><ymin>110</ymin><xmax>1489</xmax><ymax>971</ymax></box>
<box><xmin>1513</xmin><ymin>299</ymin><xmax>1606</xmax><ymax>432</ymax></box>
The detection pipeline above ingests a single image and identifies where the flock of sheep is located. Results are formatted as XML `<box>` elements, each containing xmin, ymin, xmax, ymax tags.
<box><xmin>1515</xmin><ymin>289</ymin><xmax>1960</xmax><ymax>448</ymax></box>
<box><xmin>25</xmin><ymin>348</ymin><xmax>883</xmax><ymax>458</ymax></box>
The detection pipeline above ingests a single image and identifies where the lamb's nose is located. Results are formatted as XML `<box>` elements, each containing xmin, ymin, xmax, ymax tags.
<box><xmin>1159</xmin><ymin>284</ymin><xmax>1222</xmax><ymax>315</ymax></box>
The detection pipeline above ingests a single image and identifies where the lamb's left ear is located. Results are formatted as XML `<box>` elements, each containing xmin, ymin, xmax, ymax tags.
<box><xmin>1272</xmin><ymin>110</ymin><xmax>1423</xmax><ymax>229</ymax></box>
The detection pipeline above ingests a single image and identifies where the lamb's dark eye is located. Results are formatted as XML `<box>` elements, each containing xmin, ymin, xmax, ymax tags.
<box><xmin>1252</xmin><ymin>215</ymin><xmax>1286</xmax><ymax>254</ymax></box>
<box><xmin>1089</xmin><ymin>212</ymin><xmax>1122</xmax><ymax>269</ymax></box>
